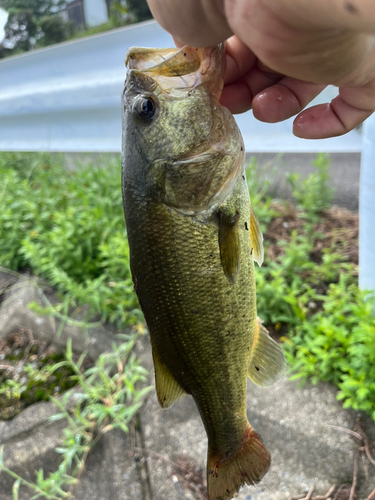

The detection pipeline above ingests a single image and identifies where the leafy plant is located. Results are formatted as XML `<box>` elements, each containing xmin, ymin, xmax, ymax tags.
<box><xmin>285</xmin><ymin>276</ymin><xmax>375</xmax><ymax>420</ymax></box>
<box><xmin>0</xmin><ymin>0</ymin><xmax>70</xmax><ymax>58</ymax></box>
<box><xmin>246</xmin><ymin>154</ymin><xmax>375</xmax><ymax>421</ymax></box>
<box><xmin>0</xmin><ymin>154</ymin><xmax>140</xmax><ymax>327</ymax></box>
<box><xmin>286</xmin><ymin>153</ymin><xmax>335</xmax><ymax>219</ymax></box>
<box><xmin>0</xmin><ymin>333</ymin><xmax>151</xmax><ymax>499</ymax></box>
<box><xmin>255</xmin><ymin>223</ymin><xmax>357</xmax><ymax>327</ymax></box>
<box><xmin>0</xmin><ymin>344</ymin><xmax>82</xmax><ymax>420</ymax></box>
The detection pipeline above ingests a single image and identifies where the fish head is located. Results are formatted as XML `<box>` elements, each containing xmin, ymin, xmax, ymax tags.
<box><xmin>122</xmin><ymin>45</ymin><xmax>244</xmax><ymax>213</ymax></box>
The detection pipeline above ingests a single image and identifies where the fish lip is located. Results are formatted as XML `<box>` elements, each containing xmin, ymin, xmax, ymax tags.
<box><xmin>125</xmin><ymin>46</ymin><xmax>183</xmax><ymax>71</ymax></box>
<box><xmin>124</xmin><ymin>44</ymin><xmax>225</xmax><ymax>99</ymax></box>
<box><xmin>125</xmin><ymin>45</ymin><xmax>200</xmax><ymax>74</ymax></box>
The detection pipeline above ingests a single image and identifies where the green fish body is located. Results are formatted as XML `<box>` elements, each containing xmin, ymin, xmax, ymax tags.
<box><xmin>121</xmin><ymin>44</ymin><xmax>285</xmax><ymax>500</ymax></box>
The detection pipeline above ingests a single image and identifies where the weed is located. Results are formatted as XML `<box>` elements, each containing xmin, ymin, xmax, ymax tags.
<box><xmin>0</xmin><ymin>341</ymin><xmax>80</xmax><ymax>420</ymax></box>
<box><xmin>0</xmin><ymin>154</ymin><xmax>140</xmax><ymax>327</ymax></box>
<box><xmin>286</xmin><ymin>153</ymin><xmax>335</xmax><ymax>219</ymax></box>
<box><xmin>285</xmin><ymin>276</ymin><xmax>375</xmax><ymax>420</ymax></box>
<box><xmin>0</xmin><ymin>333</ymin><xmax>152</xmax><ymax>499</ymax></box>
<box><xmin>246</xmin><ymin>156</ymin><xmax>279</xmax><ymax>231</ymax></box>
<box><xmin>248</xmin><ymin>154</ymin><xmax>375</xmax><ymax>421</ymax></box>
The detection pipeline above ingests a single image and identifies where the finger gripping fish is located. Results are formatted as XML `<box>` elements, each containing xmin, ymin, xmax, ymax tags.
<box><xmin>121</xmin><ymin>44</ymin><xmax>285</xmax><ymax>500</ymax></box>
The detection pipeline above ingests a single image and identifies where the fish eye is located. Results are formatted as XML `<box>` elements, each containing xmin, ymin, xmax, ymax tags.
<box><xmin>133</xmin><ymin>95</ymin><xmax>156</xmax><ymax>120</ymax></box>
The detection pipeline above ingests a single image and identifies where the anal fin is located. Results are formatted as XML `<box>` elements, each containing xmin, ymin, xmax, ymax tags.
<box><xmin>152</xmin><ymin>342</ymin><xmax>186</xmax><ymax>408</ymax></box>
<box><xmin>248</xmin><ymin>318</ymin><xmax>286</xmax><ymax>387</ymax></box>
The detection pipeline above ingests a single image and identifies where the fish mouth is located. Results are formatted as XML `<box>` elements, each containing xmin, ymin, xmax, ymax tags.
<box><xmin>125</xmin><ymin>44</ymin><xmax>225</xmax><ymax>99</ymax></box>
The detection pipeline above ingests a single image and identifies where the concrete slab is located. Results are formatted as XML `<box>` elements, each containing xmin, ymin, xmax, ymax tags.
<box><xmin>247</xmin><ymin>152</ymin><xmax>361</xmax><ymax>211</ymax></box>
<box><xmin>71</xmin><ymin>429</ymin><xmax>145</xmax><ymax>500</ymax></box>
<box><xmin>62</xmin><ymin>152</ymin><xmax>361</xmax><ymax>211</ymax></box>
<box><xmin>0</xmin><ymin>273</ymin><xmax>120</xmax><ymax>360</ymax></box>
<box><xmin>0</xmin><ymin>394</ymin><xmax>145</xmax><ymax>500</ymax></box>
<box><xmin>0</xmin><ymin>398</ymin><xmax>71</xmax><ymax>500</ymax></box>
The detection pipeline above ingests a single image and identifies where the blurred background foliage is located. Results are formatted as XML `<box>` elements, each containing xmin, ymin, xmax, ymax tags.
<box><xmin>0</xmin><ymin>0</ymin><xmax>152</xmax><ymax>59</ymax></box>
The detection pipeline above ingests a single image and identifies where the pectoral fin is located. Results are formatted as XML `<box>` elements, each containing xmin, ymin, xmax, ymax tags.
<box><xmin>248</xmin><ymin>318</ymin><xmax>286</xmax><ymax>387</ymax></box>
<box><xmin>151</xmin><ymin>342</ymin><xmax>186</xmax><ymax>408</ymax></box>
<box><xmin>250</xmin><ymin>205</ymin><xmax>264</xmax><ymax>267</ymax></box>
<box><xmin>218</xmin><ymin>210</ymin><xmax>241</xmax><ymax>285</ymax></box>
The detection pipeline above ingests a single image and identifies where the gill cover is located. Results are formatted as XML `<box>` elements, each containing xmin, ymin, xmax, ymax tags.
<box><xmin>123</xmin><ymin>44</ymin><xmax>245</xmax><ymax>214</ymax></box>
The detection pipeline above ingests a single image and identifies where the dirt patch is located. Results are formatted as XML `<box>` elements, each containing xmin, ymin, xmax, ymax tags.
<box><xmin>171</xmin><ymin>454</ymin><xmax>207</xmax><ymax>500</ymax></box>
<box><xmin>314</xmin><ymin>206</ymin><xmax>359</xmax><ymax>265</ymax></box>
<box><xmin>265</xmin><ymin>203</ymin><xmax>359</xmax><ymax>265</ymax></box>
<box><xmin>0</xmin><ymin>327</ymin><xmax>92</xmax><ymax>420</ymax></box>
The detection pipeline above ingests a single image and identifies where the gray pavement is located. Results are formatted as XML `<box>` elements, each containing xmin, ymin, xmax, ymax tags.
<box><xmin>138</xmin><ymin>336</ymin><xmax>374</xmax><ymax>500</ymax></box>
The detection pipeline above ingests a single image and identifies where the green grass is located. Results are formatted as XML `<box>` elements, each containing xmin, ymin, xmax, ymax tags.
<box><xmin>0</xmin><ymin>152</ymin><xmax>140</xmax><ymax>327</ymax></box>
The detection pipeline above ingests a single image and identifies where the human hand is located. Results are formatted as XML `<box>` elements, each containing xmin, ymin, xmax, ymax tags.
<box><xmin>147</xmin><ymin>0</ymin><xmax>375</xmax><ymax>139</ymax></box>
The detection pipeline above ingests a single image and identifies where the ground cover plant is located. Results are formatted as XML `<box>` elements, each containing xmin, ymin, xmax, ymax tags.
<box><xmin>0</xmin><ymin>152</ymin><xmax>152</xmax><ymax>497</ymax></box>
<box><xmin>249</xmin><ymin>154</ymin><xmax>375</xmax><ymax>421</ymax></box>
<box><xmin>0</xmin><ymin>151</ymin><xmax>374</xmax><ymax>498</ymax></box>
<box><xmin>0</xmin><ymin>152</ymin><xmax>141</xmax><ymax>327</ymax></box>
<box><xmin>0</xmin><ymin>327</ymin><xmax>84</xmax><ymax>420</ymax></box>
<box><xmin>0</xmin><ymin>334</ymin><xmax>150</xmax><ymax>499</ymax></box>
<box><xmin>0</xmin><ymin>0</ymin><xmax>152</xmax><ymax>59</ymax></box>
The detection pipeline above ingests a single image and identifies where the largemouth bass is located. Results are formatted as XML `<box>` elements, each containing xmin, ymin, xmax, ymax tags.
<box><xmin>121</xmin><ymin>44</ymin><xmax>285</xmax><ymax>500</ymax></box>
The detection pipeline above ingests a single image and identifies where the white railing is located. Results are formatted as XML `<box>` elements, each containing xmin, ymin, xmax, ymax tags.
<box><xmin>359</xmin><ymin>118</ymin><xmax>375</xmax><ymax>291</ymax></box>
<box><xmin>0</xmin><ymin>20</ymin><xmax>373</xmax><ymax>289</ymax></box>
<box><xmin>0</xmin><ymin>20</ymin><xmax>363</xmax><ymax>153</ymax></box>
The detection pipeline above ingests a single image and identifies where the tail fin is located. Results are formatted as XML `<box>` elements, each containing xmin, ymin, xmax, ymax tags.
<box><xmin>207</xmin><ymin>424</ymin><xmax>270</xmax><ymax>500</ymax></box>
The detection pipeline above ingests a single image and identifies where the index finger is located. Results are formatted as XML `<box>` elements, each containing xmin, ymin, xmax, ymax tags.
<box><xmin>148</xmin><ymin>0</ymin><xmax>232</xmax><ymax>46</ymax></box>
